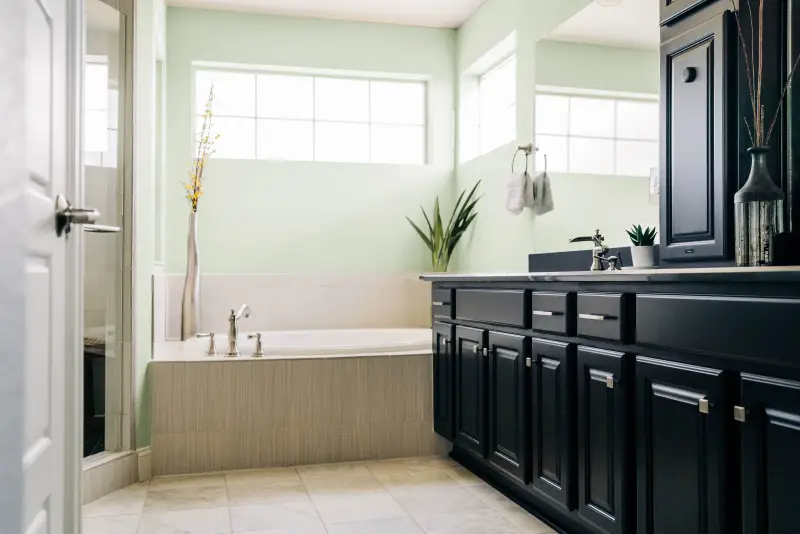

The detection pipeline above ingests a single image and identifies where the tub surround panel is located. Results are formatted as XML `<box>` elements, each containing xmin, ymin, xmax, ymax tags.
<box><xmin>154</xmin><ymin>274</ymin><xmax>431</xmax><ymax>341</ymax></box>
<box><xmin>150</xmin><ymin>355</ymin><xmax>448</xmax><ymax>475</ymax></box>
<box><xmin>83</xmin><ymin>452</ymin><xmax>140</xmax><ymax>505</ymax></box>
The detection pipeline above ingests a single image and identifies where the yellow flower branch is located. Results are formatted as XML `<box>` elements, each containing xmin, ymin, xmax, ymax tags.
<box><xmin>184</xmin><ymin>85</ymin><xmax>219</xmax><ymax>212</ymax></box>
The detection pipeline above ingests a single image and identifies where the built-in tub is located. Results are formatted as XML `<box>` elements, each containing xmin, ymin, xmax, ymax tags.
<box><xmin>154</xmin><ymin>328</ymin><xmax>433</xmax><ymax>360</ymax></box>
<box><xmin>149</xmin><ymin>328</ymin><xmax>447</xmax><ymax>476</ymax></box>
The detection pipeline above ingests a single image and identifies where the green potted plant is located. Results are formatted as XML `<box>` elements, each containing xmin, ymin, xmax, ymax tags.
<box><xmin>626</xmin><ymin>225</ymin><xmax>658</xmax><ymax>268</ymax></box>
<box><xmin>406</xmin><ymin>181</ymin><xmax>481</xmax><ymax>272</ymax></box>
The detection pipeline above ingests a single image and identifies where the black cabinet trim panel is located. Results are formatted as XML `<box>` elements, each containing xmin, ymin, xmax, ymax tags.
<box><xmin>661</xmin><ymin>0</ymin><xmax>716</xmax><ymax>25</ymax></box>
<box><xmin>455</xmin><ymin>326</ymin><xmax>487</xmax><ymax>457</ymax></box>
<box><xmin>433</xmin><ymin>322</ymin><xmax>455</xmax><ymax>441</ymax></box>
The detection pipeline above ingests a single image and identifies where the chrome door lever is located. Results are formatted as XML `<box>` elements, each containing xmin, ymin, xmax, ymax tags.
<box><xmin>55</xmin><ymin>194</ymin><xmax>100</xmax><ymax>236</ymax></box>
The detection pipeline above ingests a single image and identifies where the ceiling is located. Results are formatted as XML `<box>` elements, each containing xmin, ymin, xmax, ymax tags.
<box><xmin>549</xmin><ymin>0</ymin><xmax>659</xmax><ymax>50</ymax></box>
<box><xmin>166</xmin><ymin>0</ymin><xmax>488</xmax><ymax>28</ymax></box>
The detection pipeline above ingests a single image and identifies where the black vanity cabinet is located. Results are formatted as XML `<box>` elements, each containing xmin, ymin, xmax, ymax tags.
<box><xmin>433</xmin><ymin>322</ymin><xmax>455</xmax><ymax>440</ymax></box>
<box><xmin>660</xmin><ymin>11</ymin><xmax>733</xmax><ymax>262</ymax></box>
<box><xmin>486</xmin><ymin>332</ymin><xmax>528</xmax><ymax>484</ymax></box>
<box><xmin>636</xmin><ymin>357</ymin><xmax>729</xmax><ymax>534</ymax></box>
<box><xmin>740</xmin><ymin>374</ymin><xmax>800</xmax><ymax>534</ymax></box>
<box><xmin>576</xmin><ymin>347</ymin><xmax>631</xmax><ymax>534</ymax></box>
<box><xmin>660</xmin><ymin>0</ymin><xmax>717</xmax><ymax>25</ymax></box>
<box><xmin>529</xmin><ymin>338</ymin><xmax>575</xmax><ymax>511</ymax></box>
<box><xmin>454</xmin><ymin>326</ymin><xmax>487</xmax><ymax>457</ymax></box>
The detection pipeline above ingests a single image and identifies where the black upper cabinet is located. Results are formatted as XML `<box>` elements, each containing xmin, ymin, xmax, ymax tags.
<box><xmin>576</xmin><ymin>347</ymin><xmax>631</xmax><ymax>534</ymax></box>
<box><xmin>660</xmin><ymin>0</ymin><xmax>717</xmax><ymax>25</ymax></box>
<box><xmin>741</xmin><ymin>374</ymin><xmax>800</xmax><ymax>534</ymax></box>
<box><xmin>455</xmin><ymin>326</ymin><xmax>487</xmax><ymax>457</ymax></box>
<box><xmin>529</xmin><ymin>338</ymin><xmax>575</xmax><ymax>511</ymax></box>
<box><xmin>636</xmin><ymin>356</ymin><xmax>729</xmax><ymax>534</ymax></box>
<box><xmin>487</xmin><ymin>332</ymin><xmax>529</xmax><ymax>484</ymax></box>
<box><xmin>433</xmin><ymin>322</ymin><xmax>455</xmax><ymax>441</ymax></box>
<box><xmin>660</xmin><ymin>11</ymin><xmax>733</xmax><ymax>262</ymax></box>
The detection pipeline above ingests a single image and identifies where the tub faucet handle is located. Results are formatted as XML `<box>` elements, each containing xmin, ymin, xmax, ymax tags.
<box><xmin>248</xmin><ymin>333</ymin><xmax>266</xmax><ymax>358</ymax></box>
<box><xmin>197</xmin><ymin>332</ymin><xmax>218</xmax><ymax>356</ymax></box>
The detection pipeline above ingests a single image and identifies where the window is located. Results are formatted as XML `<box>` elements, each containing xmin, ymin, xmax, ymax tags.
<box><xmin>477</xmin><ymin>55</ymin><xmax>516</xmax><ymax>155</ymax></box>
<box><xmin>194</xmin><ymin>69</ymin><xmax>427</xmax><ymax>164</ymax></box>
<box><xmin>84</xmin><ymin>56</ymin><xmax>118</xmax><ymax>168</ymax></box>
<box><xmin>535</xmin><ymin>92</ymin><xmax>658</xmax><ymax>177</ymax></box>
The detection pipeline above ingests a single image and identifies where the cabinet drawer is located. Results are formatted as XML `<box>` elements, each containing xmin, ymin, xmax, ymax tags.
<box><xmin>457</xmin><ymin>290</ymin><xmax>528</xmax><ymax>328</ymax></box>
<box><xmin>577</xmin><ymin>293</ymin><xmax>629</xmax><ymax>342</ymax></box>
<box><xmin>432</xmin><ymin>288</ymin><xmax>454</xmax><ymax>319</ymax></box>
<box><xmin>636</xmin><ymin>294</ymin><xmax>800</xmax><ymax>366</ymax></box>
<box><xmin>531</xmin><ymin>292</ymin><xmax>575</xmax><ymax>335</ymax></box>
<box><xmin>432</xmin><ymin>288</ymin><xmax>453</xmax><ymax>305</ymax></box>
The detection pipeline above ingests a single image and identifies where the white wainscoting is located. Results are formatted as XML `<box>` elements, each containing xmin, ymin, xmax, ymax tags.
<box><xmin>153</xmin><ymin>274</ymin><xmax>432</xmax><ymax>341</ymax></box>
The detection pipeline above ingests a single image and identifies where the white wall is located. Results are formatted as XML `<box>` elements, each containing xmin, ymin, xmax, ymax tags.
<box><xmin>165</xmin><ymin>7</ymin><xmax>456</xmax><ymax>275</ymax></box>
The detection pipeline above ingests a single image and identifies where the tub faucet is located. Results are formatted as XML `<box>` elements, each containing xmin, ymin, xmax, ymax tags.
<box><xmin>227</xmin><ymin>305</ymin><xmax>251</xmax><ymax>357</ymax></box>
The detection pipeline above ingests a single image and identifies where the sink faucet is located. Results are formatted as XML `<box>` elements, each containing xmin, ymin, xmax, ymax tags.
<box><xmin>227</xmin><ymin>305</ymin><xmax>251</xmax><ymax>357</ymax></box>
<box><xmin>570</xmin><ymin>229</ymin><xmax>609</xmax><ymax>271</ymax></box>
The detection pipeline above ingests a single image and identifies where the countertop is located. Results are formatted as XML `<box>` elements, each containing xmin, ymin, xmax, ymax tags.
<box><xmin>420</xmin><ymin>266</ymin><xmax>800</xmax><ymax>283</ymax></box>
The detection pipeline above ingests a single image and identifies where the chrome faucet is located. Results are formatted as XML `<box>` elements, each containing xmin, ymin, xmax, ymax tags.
<box><xmin>227</xmin><ymin>305</ymin><xmax>251</xmax><ymax>357</ymax></box>
<box><xmin>570</xmin><ymin>229</ymin><xmax>609</xmax><ymax>271</ymax></box>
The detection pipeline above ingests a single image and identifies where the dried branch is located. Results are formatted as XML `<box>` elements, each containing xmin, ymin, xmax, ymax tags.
<box><xmin>729</xmin><ymin>0</ymin><xmax>757</xmax><ymax>122</ymax></box>
<box><xmin>745</xmin><ymin>0</ymin><xmax>756</xmax><ymax>99</ymax></box>
<box><xmin>757</xmin><ymin>0</ymin><xmax>764</xmax><ymax>145</ymax></box>
<box><xmin>765</xmin><ymin>52</ymin><xmax>800</xmax><ymax>145</ymax></box>
<box><xmin>743</xmin><ymin>116</ymin><xmax>754</xmax><ymax>146</ymax></box>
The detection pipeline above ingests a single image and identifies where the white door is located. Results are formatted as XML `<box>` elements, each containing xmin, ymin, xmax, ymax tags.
<box><xmin>4</xmin><ymin>0</ymin><xmax>84</xmax><ymax>532</ymax></box>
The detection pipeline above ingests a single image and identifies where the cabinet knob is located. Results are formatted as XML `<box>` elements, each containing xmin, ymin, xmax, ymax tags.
<box><xmin>682</xmin><ymin>67</ymin><xmax>697</xmax><ymax>83</ymax></box>
<box><xmin>698</xmin><ymin>398</ymin><xmax>710</xmax><ymax>414</ymax></box>
<box><xmin>606</xmin><ymin>376</ymin><xmax>614</xmax><ymax>389</ymax></box>
<box><xmin>526</xmin><ymin>357</ymin><xmax>532</xmax><ymax>368</ymax></box>
<box><xmin>734</xmin><ymin>405</ymin><xmax>746</xmax><ymax>422</ymax></box>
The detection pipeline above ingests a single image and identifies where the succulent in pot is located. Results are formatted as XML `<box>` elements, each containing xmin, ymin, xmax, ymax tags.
<box><xmin>626</xmin><ymin>225</ymin><xmax>658</xmax><ymax>268</ymax></box>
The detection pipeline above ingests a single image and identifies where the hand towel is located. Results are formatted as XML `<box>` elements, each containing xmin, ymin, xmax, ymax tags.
<box><xmin>505</xmin><ymin>172</ymin><xmax>528</xmax><ymax>215</ymax></box>
<box><xmin>531</xmin><ymin>171</ymin><xmax>554</xmax><ymax>216</ymax></box>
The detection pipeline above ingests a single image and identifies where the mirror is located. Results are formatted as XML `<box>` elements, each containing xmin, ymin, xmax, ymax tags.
<box><xmin>533</xmin><ymin>0</ymin><xmax>660</xmax><ymax>253</ymax></box>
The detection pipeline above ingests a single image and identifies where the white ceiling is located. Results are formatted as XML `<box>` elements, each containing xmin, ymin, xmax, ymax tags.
<box><xmin>549</xmin><ymin>0</ymin><xmax>660</xmax><ymax>50</ymax></box>
<box><xmin>166</xmin><ymin>0</ymin><xmax>488</xmax><ymax>28</ymax></box>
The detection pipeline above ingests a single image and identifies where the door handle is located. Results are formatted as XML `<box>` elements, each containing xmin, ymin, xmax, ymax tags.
<box><xmin>84</xmin><ymin>224</ymin><xmax>121</xmax><ymax>234</ymax></box>
<box><xmin>55</xmin><ymin>194</ymin><xmax>101</xmax><ymax>236</ymax></box>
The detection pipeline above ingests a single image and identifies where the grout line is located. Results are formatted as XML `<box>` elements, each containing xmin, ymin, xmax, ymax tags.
<box><xmin>364</xmin><ymin>460</ymin><xmax>427</xmax><ymax>534</ymax></box>
<box><xmin>224</xmin><ymin>471</ymin><xmax>234</xmax><ymax>534</ymax></box>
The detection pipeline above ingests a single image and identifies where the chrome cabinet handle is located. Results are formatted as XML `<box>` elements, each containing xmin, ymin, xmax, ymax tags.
<box><xmin>579</xmin><ymin>313</ymin><xmax>607</xmax><ymax>321</ymax></box>
<box><xmin>432</xmin><ymin>301</ymin><xmax>444</xmax><ymax>306</ymax></box>
<box><xmin>526</xmin><ymin>357</ymin><xmax>532</xmax><ymax>368</ymax></box>
<box><xmin>699</xmin><ymin>398</ymin><xmax>710</xmax><ymax>414</ymax></box>
<box><xmin>532</xmin><ymin>310</ymin><xmax>557</xmax><ymax>317</ymax></box>
<box><xmin>84</xmin><ymin>224</ymin><xmax>121</xmax><ymax>233</ymax></box>
<box><xmin>734</xmin><ymin>406</ymin><xmax>746</xmax><ymax>422</ymax></box>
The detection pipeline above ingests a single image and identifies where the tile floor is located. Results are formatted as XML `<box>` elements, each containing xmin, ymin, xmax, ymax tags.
<box><xmin>83</xmin><ymin>456</ymin><xmax>556</xmax><ymax>534</ymax></box>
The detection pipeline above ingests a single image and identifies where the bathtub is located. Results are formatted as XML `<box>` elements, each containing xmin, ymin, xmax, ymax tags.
<box><xmin>154</xmin><ymin>327</ymin><xmax>433</xmax><ymax>361</ymax></box>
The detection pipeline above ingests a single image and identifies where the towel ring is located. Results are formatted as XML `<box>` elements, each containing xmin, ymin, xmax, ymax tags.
<box><xmin>511</xmin><ymin>143</ymin><xmax>534</xmax><ymax>174</ymax></box>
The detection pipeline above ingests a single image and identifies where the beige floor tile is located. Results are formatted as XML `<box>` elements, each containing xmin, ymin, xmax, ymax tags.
<box><xmin>143</xmin><ymin>485</ymin><xmax>229</xmax><ymax>513</ymax></box>
<box><xmin>227</xmin><ymin>479</ymin><xmax>310</xmax><ymax>506</ymax></box>
<box><xmin>229</xmin><ymin>500</ymin><xmax>322</xmax><ymax>532</ymax></box>
<box><xmin>442</xmin><ymin>464</ymin><xmax>483</xmax><ymax>487</ymax></box>
<box><xmin>225</xmin><ymin>467</ymin><xmax>301</xmax><ymax>486</ymax></box>
<box><xmin>466</xmin><ymin>484</ymin><xmax>553</xmax><ymax>533</ymax></box>
<box><xmin>137</xmin><ymin>507</ymin><xmax>231</xmax><ymax>534</ymax></box>
<box><xmin>393</xmin><ymin>486</ymin><xmax>489</xmax><ymax>522</ymax></box>
<box><xmin>149</xmin><ymin>472</ymin><xmax>227</xmax><ymax>491</ymax></box>
<box><xmin>234</xmin><ymin>527</ymin><xmax>327</xmax><ymax>534</ymax></box>
<box><xmin>326</xmin><ymin>516</ymin><xmax>424</xmax><ymax>534</ymax></box>
<box><xmin>416</xmin><ymin>508</ymin><xmax>519</xmax><ymax>534</ymax></box>
<box><xmin>82</xmin><ymin>514</ymin><xmax>140</xmax><ymax>534</ymax></box>
<box><xmin>300</xmin><ymin>464</ymin><xmax>384</xmax><ymax>495</ymax></box>
<box><xmin>83</xmin><ymin>482</ymin><xmax>149</xmax><ymax>517</ymax></box>
<box><xmin>372</xmin><ymin>468</ymin><xmax>462</xmax><ymax>495</ymax></box>
<box><xmin>310</xmin><ymin>490</ymin><xmax>409</xmax><ymax>524</ymax></box>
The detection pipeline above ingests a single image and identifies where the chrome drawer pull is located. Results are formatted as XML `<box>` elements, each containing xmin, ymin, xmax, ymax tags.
<box><xmin>606</xmin><ymin>376</ymin><xmax>614</xmax><ymax>389</ymax></box>
<box><xmin>432</xmin><ymin>301</ymin><xmax>445</xmax><ymax>306</ymax></box>
<box><xmin>699</xmin><ymin>398</ymin><xmax>710</xmax><ymax>414</ymax></box>
<box><xmin>532</xmin><ymin>310</ymin><xmax>559</xmax><ymax>317</ymax></box>
<box><xmin>579</xmin><ymin>313</ymin><xmax>607</xmax><ymax>321</ymax></box>
<box><xmin>734</xmin><ymin>406</ymin><xmax>746</xmax><ymax>422</ymax></box>
<box><xmin>526</xmin><ymin>357</ymin><xmax>532</xmax><ymax>368</ymax></box>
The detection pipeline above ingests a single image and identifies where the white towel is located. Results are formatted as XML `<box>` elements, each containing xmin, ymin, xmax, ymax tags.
<box><xmin>531</xmin><ymin>171</ymin><xmax>554</xmax><ymax>216</ymax></box>
<box><xmin>505</xmin><ymin>172</ymin><xmax>528</xmax><ymax>215</ymax></box>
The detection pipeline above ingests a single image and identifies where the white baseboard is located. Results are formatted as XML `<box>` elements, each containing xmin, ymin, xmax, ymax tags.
<box><xmin>137</xmin><ymin>446</ymin><xmax>153</xmax><ymax>482</ymax></box>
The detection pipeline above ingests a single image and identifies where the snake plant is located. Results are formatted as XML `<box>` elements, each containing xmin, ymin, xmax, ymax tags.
<box><xmin>406</xmin><ymin>181</ymin><xmax>481</xmax><ymax>272</ymax></box>
<box><xmin>626</xmin><ymin>225</ymin><xmax>658</xmax><ymax>247</ymax></box>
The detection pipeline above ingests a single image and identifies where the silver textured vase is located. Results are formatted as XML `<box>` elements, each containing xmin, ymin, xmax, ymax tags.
<box><xmin>181</xmin><ymin>211</ymin><xmax>201</xmax><ymax>340</ymax></box>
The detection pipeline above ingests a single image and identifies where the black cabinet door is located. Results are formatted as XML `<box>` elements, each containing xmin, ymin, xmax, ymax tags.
<box><xmin>433</xmin><ymin>322</ymin><xmax>455</xmax><ymax>441</ymax></box>
<box><xmin>530</xmin><ymin>338</ymin><xmax>575</xmax><ymax>510</ymax></box>
<box><xmin>455</xmin><ymin>326</ymin><xmax>487</xmax><ymax>457</ymax></box>
<box><xmin>741</xmin><ymin>374</ymin><xmax>800</xmax><ymax>534</ymax></box>
<box><xmin>660</xmin><ymin>0</ymin><xmax>716</xmax><ymax>25</ymax></box>
<box><xmin>636</xmin><ymin>356</ymin><xmax>728</xmax><ymax>534</ymax></box>
<box><xmin>487</xmin><ymin>331</ymin><xmax>528</xmax><ymax>484</ymax></box>
<box><xmin>576</xmin><ymin>347</ymin><xmax>630</xmax><ymax>534</ymax></box>
<box><xmin>660</xmin><ymin>12</ymin><xmax>733</xmax><ymax>262</ymax></box>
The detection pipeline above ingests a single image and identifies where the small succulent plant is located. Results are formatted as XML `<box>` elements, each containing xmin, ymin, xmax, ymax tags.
<box><xmin>626</xmin><ymin>225</ymin><xmax>658</xmax><ymax>247</ymax></box>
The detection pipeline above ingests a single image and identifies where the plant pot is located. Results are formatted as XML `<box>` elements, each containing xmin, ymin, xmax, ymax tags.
<box><xmin>630</xmin><ymin>245</ymin><xmax>656</xmax><ymax>268</ymax></box>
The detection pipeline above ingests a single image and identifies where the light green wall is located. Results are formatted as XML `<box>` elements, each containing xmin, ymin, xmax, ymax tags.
<box><xmin>452</xmin><ymin>0</ymin><xmax>659</xmax><ymax>272</ymax></box>
<box><xmin>536</xmin><ymin>39</ymin><xmax>659</xmax><ymax>95</ymax></box>
<box><xmin>165</xmin><ymin>7</ymin><xmax>456</xmax><ymax>274</ymax></box>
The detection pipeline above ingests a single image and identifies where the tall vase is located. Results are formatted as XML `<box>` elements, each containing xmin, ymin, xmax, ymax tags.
<box><xmin>181</xmin><ymin>211</ymin><xmax>201</xmax><ymax>340</ymax></box>
<box><xmin>734</xmin><ymin>147</ymin><xmax>785</xmax><ymax>267</ymax></box>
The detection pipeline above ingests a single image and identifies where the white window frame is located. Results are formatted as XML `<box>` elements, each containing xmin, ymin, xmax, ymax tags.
<box><xmin>192</xmin><ymin>65</ymin><xmax>429</xmax><ymax>165</ymax></box>
<box><xmin>477</xmin><ymin>54</ymin><xmax>516</xmax><ymax>156</ymax></box>
<box><xmin>535</xmin><ymin>86</ymin><xmax>659</xmax><ymax>177</ymax></box>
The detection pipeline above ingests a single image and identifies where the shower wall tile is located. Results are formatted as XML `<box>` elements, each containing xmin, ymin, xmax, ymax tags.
<box><xmin>150</xmin><ymin>355</ymin><xmax>442</xmax><ymax>476</ymax></box>
<box><xmin>155</xmin><ymin>274</ymin><xmax>432</xmax><ymax>341</ymax></box>
<box><xmin>82</xmin><ymin>452</ymin><xmax>139</xmax><ymax>504</ymax></box>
